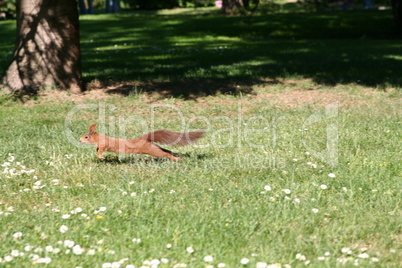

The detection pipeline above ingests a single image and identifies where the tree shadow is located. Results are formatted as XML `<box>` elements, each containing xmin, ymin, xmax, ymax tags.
<box><xmin>77</xmin><ymin>9</ymin><xmax>401</xmax><ymax>98</ymax></box>
<box><xmin>2</xmin><ymin>9</ymin><xmax>401</xmax><ymax>97</ymax></box>
<box><xmin>105</xmin><ymin>79</ymin><xmax>260</xmax><ymax>99</ymax></box>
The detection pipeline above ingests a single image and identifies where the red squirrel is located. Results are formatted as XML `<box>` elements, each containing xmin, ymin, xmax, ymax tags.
<box><xmin>80</xmin><ymin>122</ymin><xmax>204</xmax><ymax>162</ymax></box>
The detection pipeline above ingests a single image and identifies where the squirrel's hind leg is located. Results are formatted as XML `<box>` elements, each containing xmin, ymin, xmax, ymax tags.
<box><xmin>145</xmin><ymin>144</ymin><xmax>181</xmax><ymax>162</ymax></box>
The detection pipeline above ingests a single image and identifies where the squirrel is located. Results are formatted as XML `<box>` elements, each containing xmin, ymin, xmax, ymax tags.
<box><xmin>80</xmin><ymin>122</ymin><xmax>204</xmax><ymax>162</ymax></box>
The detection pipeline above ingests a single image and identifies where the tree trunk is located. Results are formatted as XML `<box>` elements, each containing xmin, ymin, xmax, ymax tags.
<box><xmin>222</xmin><ymin>0</ymin><xmax>245</xmax><ymax>14</ymax></box>
<box><xmin>392</xmin><ymin>0</ymin><xmax>402</xmax><ymax>32</ymax></box>
<box><xmin>221</xmin><ymin>0</ymin><xmax>259</xmax><ymax>14</ymax></box>
<box><xmin>1</xmin><ymin>0</ymin><xmax>82</xmax><ymax>94</ymax></box>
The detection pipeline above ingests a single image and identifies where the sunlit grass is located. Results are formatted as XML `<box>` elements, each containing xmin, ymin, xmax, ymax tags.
<box><xmin>0</xmin><ymin>84</ymin><xmax>401</xmax><ymax>267</ymax></box>
<box><xmin>0</xmin><ymin>7</ymin><xmax>401</xmax><ymax>267</ymax></box>
<box><xmin>1</xmin><ymin>9</ymin><xmax>401</xmax><ymax>92</ymax></box>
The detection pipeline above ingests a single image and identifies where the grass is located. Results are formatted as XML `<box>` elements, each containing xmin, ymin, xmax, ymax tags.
<box><xmin>0</xmin><ymin>87</ymin><xmax>400</xmax><ymax>267</ymax></box>
<box><xmin>0</xmin><ymin>6</ymin><xmax>401</xmax><ymax>268</ymax></box>
<box><xmin>75</xmin><ymin>9</ymin><xmax>400</xmax><ymax>93</ymax></box>
<box><xmin>1</xmin><ymin>8</ymin><xmax>401</xmax><ymax>96</ymax></box>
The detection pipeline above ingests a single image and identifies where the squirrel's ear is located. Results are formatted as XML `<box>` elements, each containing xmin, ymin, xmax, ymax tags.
<box><xmin>89</xmin><ymin>122</ymin><xmax>98</xmax><ymax>133</ymax></box>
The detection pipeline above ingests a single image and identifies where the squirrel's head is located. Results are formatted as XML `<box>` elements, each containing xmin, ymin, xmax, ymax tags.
<box><xmin>80</xmin><ymin>122</ymin><xmax>98</xmax><ymax>144</ymax></box>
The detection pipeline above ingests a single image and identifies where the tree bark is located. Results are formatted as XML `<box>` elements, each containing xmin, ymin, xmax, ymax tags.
<box><xmin>222</xmin><ymin>0</ymin><xmax>245</xmax><ymax>14</ymax></box>
<box><xmin>392</xmin><ymin>0</ymin><xmax>402</xmax><ymax>32</ymax></box>
<box><xmin>221</xmin><ymin>0</ymin><xmax>259</xmax><ymax>14</ymax></box>
<box><xmin>1</xmin><ymin>0</ymin><xmax>82</xmax><ymax>94</ymax></box>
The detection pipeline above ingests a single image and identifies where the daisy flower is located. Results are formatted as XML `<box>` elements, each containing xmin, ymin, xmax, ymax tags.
<box><xmin>283</xmin><ymin>189</ymin><xmax>291</xmax><ymax>194</ymax></box>
<box><xmin>296</xmin><ymin>253</ymin><xmax>306</xmax><ymax>261</ymax></box>
<box><xmin>204</xmin><ymin>255</ymin><xmax>214</xmax><ymax>262</ymax></box>
<box><xmin>240</xmin><ymin>258</ymin><xmax>250</xmax><ymax>264</ymax></box>
<box><xmin>132</xmin><ymin>238</ymin><xmax>141</xmax><ymax>244</ymax></box>
<box><xmin>59</xmin><ymin>225</ymin><xmax>68</xmax><ymax>233</ymax></box>
<box><xmin>358</xmin><ymin>253</ymin><xmax>370</xmax><ymax>259</ymax></box>
<box><xmin>12</xmin><ymin>232</ymin><xmax>23</xmax><ymax>239</ymax></box>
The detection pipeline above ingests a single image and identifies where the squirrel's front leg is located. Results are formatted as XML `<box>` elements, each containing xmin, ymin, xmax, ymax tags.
<box><xmin>97</xmin><ymin>147</ymin><xmax>105</xmax><ymax>159</ymax></box>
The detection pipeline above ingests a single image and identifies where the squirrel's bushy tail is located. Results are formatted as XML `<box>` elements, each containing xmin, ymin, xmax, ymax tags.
<box><xmin>140</xmin><ymin>130</ymin><xmax>204</xmax><ymax>146</ymax></box>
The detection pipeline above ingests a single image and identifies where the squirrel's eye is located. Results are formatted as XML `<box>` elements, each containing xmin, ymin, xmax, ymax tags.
<box><xmin>85</xmin><ymin>136</ymin><xmax>89</xmax><ymax>139</ymax></box>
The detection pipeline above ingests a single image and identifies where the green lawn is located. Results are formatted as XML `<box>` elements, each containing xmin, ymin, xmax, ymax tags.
<box><xmin>0</xmin><ymin>7</ymin><xmax>401</xmax><ymax>268</ymax></box>
<box><xmin>78</xmin><ymin>9</ymin><xmax>400</xmax><ymax>94</ymax></box>
<box><xmin>1</xmin><ymin>8</ymin><xmax>401</xmax><ymax>95</ymax></box>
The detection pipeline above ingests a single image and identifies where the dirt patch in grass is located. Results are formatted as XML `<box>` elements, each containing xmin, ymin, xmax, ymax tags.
<box><xmin>23</xmin><ymin>79</ymin><xmax>400</xmax><ymax>109</ymax></box>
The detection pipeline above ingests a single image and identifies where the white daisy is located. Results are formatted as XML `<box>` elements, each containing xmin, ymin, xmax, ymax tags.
<box><xmin>203</xmin><ymin>255</ymin><xmax>214</xmax><ymax>262</ymax></box>
<box><xmin>240</xmin><ymin>258</ymin><xmax>250</xmax><ymax>264</ymax></box>
<box><xmin>59</xmin><ymin>225</ymin><xmax>68</xmax><ymax>233</ymax></box>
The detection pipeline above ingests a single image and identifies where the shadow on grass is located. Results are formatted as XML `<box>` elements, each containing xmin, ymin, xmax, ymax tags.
<box><xmin>1</xmin><ymin>9</ymin><xmax>401</xmax><ymax>97</ymax></box>
<box><xmin>105</xmin><ymin>79</ymin><xmax>260</xmax><ymax>99</ymax></box>
<box><xmin>95</xmin><ymin>155</ymin><xmax>165</xmax><ymax>164</ymax></box>
<box><xmin>78</xmin><ymin>9</ymin><xmax>401</xmax><ymax>96</ymax></box>
<box><xmin>96</xmin><ymin>152</ymin><xmax>209</xmax><ymax>164</ymax></box>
